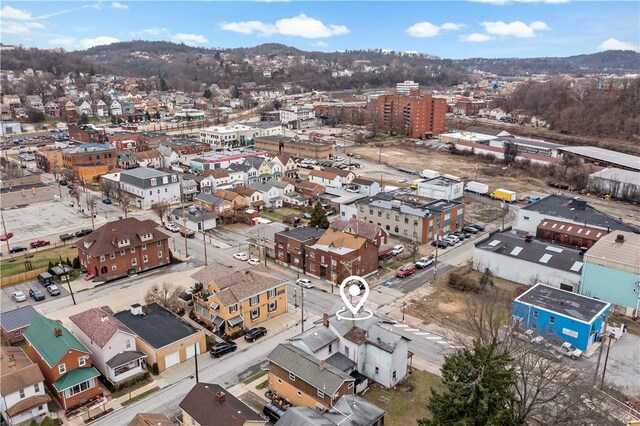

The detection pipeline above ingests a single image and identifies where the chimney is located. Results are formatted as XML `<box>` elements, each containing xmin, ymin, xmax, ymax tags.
<box><xmin>215</xmin><ymin>391</ymin><xmax>226</xmax><ymax>403</ymax></box>
<box><xmin>53</xmin><ymin>327</ymin><xmax>62</xmax><ymax>337</ymax></box>
<box><xmin>323</xmin><ymin>313</ymin><xmax>329</xmax><ymax>328</ymax></box>
<box><xmin>615</xmin><ymin>234</ymin><xmax>625</xmax><ymax>243</ymax></box>
<box><xmin>319</xmin><ymin>360</ymin><xmax>326</xmax><ymax>370</ymax></box>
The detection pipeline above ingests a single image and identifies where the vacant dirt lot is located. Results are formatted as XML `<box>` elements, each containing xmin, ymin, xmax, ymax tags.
<box><xmin>351</xmin><ymin>141</ymin><xmax>640</xmax><ymax>228</ymax></box>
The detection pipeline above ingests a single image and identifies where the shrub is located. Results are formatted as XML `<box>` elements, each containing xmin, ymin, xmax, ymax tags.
<box><xmin>72</xmin><ymin>256</ymin><xmax>81</xmax><ymax>269</ymax></box>
<box><xmin>151</xmin><ymin>362</ymin><xmax>159</xmax><ymax>375</ymax></box>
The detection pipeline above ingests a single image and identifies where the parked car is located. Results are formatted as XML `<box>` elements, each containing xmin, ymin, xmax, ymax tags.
<box><xmin>247</xmin><ymin>258</ymin><xmax>260</xmax><ymax>266</ymax></box>
<box><xmin>165</xmin><ymin>222</ymin><xmax>180</xmax><ymax>232</ymax></box>
<box><xmin>9</xmin><ymin>246</ymin><xmax>27</xmax><ymax>253</ymax></box>
<box><xmin>233</xmin><ymin>252</ymin><xmax>249</xmax><ymax>261</ymax></box>
<box><xmin>102</xmin><ymin>198</ymin><xmax>112</xmax><ymax>204</ymax></box>
<box><xmin>179</xmin><ymin>227</ymin><xmax>196</xmax><ymax>238</ymax></box>
<box><xmin>244</xmin><ymin>327</ymin><xmax>267</xmax><ymax>342</ymax></box>
<box><xmin>390</xmin><ymin>244</ymin><xmax>405</xmax><ymax>255</ymax></box>
<box><xmin>12</xmin><ymin>290</ymin><xmax>26</xmax><ymax>302</ymax></box>
<box><xmin>468</xmin><ymin>223</ymin><xmax>485</xmax><ymax>231</ymax></box>
<box><xmin>446</xmin><ymin>234</ymin><xmax>460</xmax><ymax>243</ymax></box>
<box><xmin>47</xmin><ymin>284</ymin><xmax>61</xmax><ymax>296</ymax></box>
<box><xmin>209</xmin><ymin>341</ymin><xmax>237</xmax><ymax>358</ymax></box>
<box><xmin>415</xmin><ymin>256</ymin><xmax>434</xmax><ymax>269</ymax></box>
<box><xmin>296</xmin><ymin>278</ymin><xmax>314</xmax><ymax>289</ymax></box>
<box><xmin>396</xmin><ymin>263</ymin><xmax>416</xmax><ymax>277</ymax></box>
<box><xmin>30</xmin><ymin>240</ymin><xmax>50</xmax><ymax>248</ymax></box>
<box><xmin>59</xmin><ymin>232</ymin><xmax>75</xmax><ymax>242</ymax></box>
<box><xmin>38</xmin><ymin>272</ymin><xmax>54</xmax><ymax>286</ymax></box>
<box><xmin>398</xmin><ymin>178</ymin><xmax>408</xmax><ymax>183</ymax></box>
<box><xmin>528</xmin><ymin>196</ymin><xmax>542</xmax><ymax>204</ymax></box>
<box><xmin>453</xmin><ymin>232</ymin><xmax>466</xmax><ymax>241</ymax></box>
<box><xmin>431</xmin><ymin>239</ymin><xmax>449</xmax><ymax>248</ymax></box>
<box><xmin>555</xmin><ymin>342</ymin><xmax>582</xmax><ymax>359</ymax></box>
<box><xmin>441</xmin><ymin>236</ymin><xmax>457</xmax><ymax>246</ymax></box>
<box><xmin>74</xmin><ymin>228</ymin><xmax>93</xmax><ymax>238</ymax></box>
<box><xmin>263</xmin><ymin>402</ymin><xmax>288</xmax><ymax>424</ymax></box>
<box><xmin>463</xmin><ymin>226</ymin><xmax>479</xmax><ymax>234</ymax></box>
<box><xmin>29</xmin><ymin>288</ymin><xmax>45</xmax><ymax>301</ymax></box>
<box><xmin>67</xmin><ymin>183</ymin><xmax>76</xmax><ymax>190</ymax></box>
<box><xmin>536</xmin><ymin>345</ymin><xmax>564</xmax><ymax>362</ymax></box>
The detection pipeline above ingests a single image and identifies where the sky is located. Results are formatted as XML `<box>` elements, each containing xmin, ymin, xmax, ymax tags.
<box><xmin>0</xmin><ymin>1</ymin><xmax>638</xmax><ymax>59</ymax></box>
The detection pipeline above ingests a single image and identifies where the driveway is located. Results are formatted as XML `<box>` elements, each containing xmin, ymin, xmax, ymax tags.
<box><xmin>585</xmin><ymin>333</ymin><xmax>640</xmax><ymax>397</ymax></box>
<box><xmin>1</xmin><ymin>278</ymin><xmax>70</xmax><ymax>312</ymax></box>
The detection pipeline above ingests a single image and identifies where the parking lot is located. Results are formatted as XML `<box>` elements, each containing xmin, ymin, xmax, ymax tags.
<box><xmin>2</xmin><ymin>278</ymin><xmax>71</xmax><ymax>312</ymax></box>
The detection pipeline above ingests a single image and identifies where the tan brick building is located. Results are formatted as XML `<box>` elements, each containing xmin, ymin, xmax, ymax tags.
<box><xmin>254</xmin><ymin>136</ymin><xmax>333</xmax><ymax>160</ymax></box>
<box><xmin>375</xmin><ymin>90</ymin><xmax>446</xmax><ymax>138</ymax></box>
<box><xmin>75</xmin><ymin>217</ymin><xmax>170</xmax><ymax>282</ymax></box>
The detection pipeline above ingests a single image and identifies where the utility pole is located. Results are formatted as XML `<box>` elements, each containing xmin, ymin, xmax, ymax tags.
<box><xmin>59</xmin><ymin>255</ymin><xmax>76</xmax><ymax>305</ymax></box>
<box><xmin>182</xmin><ymin>199</ymin><xmax>189</xmax><ymax>257</ymax></box>
<box><xmin>194</xmin><ymin>350</ymin><xmax>199</xmax><ymax>383</ymax></box>
<box><xmin>1</xmin><ymin>211</ymin><xmax>13</xmax><ymax>260</ymax></box>
<box><xmin>433</xmin><ymin>234</ymin><xmax>439</xmax><ymax>278</ymax></box>
<box><xmin>200</xmin><ymin>205</ymin><xmax>208</xmax><ymax>266</ymax></box>
<box><xmin>599</xmin><ymin>334</ymin><xmax>613</xmax><ymax>390</ymax></box>
<box><xmin>301</xmin><ymin>286</ymin><xmax>305</xmax><ymax>332</ymax></box>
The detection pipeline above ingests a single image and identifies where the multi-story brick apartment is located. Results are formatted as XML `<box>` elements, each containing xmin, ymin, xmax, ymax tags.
<box><xmin>75</xmin><ymin>217</ymin><xmax>170</xmax><ymax>282</ymax></box>
<box><xmin>34</xmin><ymin>148</ymin><xmax>63</xmax><ymax>174</ymax></box>
<box><xmin>23</xmin><ymin>316</ymin><xmax>102</xmax><ymax>410</ymax></box>
<box><xmin>68</xmin><ymin>125</ymin><xmax>107</xmax><ymax>143</ymax></box>
<box><xmin>274</xmin><ymin>227</ymin><xmax>326</xmax><ymax>272</ymax></box>
<box><xmin>304</xmin><ymin>229</ymin><xmax>379</xmax><ymax>283</ymax></box>
<box><xmin>329</xmin><ymin>218</ymin><xmax>388</xmax><ymax>247</ymax></box>
<box><xmin>354</xmin><ymin>196</ymin><xmax>464</xmax><ymax>244</ymax></box>
<box><xmin>191</xmin><ymin>265</ymin><xmax>288</xmax><ymax>338</ymax></box>
<box><xmin>455</xmin><ymin>98</ymin><xmax>487</xmax><ymax>116</ymax></box>
<box><xmin>119</xmin><ymin>168</ymin><xmax>181</xmax><ymax>210</ymax></box>
<box><xmin>254</xmin><ymin>136</ymin><xmax>332</xmax><ymax>160</ymax></box>
<box><xmin>375</xmin><ymin>89</ymin><xmax>446</xmax><ymax>138</ymax></box>
<box><xmin>62</xmin><ymin>143</ymin><xmax>117</xmax><ymax>183</ymax></box>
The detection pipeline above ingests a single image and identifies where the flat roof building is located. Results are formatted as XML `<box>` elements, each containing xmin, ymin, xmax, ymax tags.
<box><xmin>558</xmin><ymin>146</ymin><xmax>640</xmax><ymax>172</ymax></box>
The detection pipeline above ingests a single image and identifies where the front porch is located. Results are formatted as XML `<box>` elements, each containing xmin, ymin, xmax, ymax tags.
<box><xmin>105</xmin><ymin>351</ymin><xmax>147</xmax><ymax>385</ymax></box>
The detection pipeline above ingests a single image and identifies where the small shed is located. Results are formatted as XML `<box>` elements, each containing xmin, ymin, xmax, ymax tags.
<box><xmin>51</xmin><ymin>263</ymin><xmax>73</xmax><ymax>281</ymax></box>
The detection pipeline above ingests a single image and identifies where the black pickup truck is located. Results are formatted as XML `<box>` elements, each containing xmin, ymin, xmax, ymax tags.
<box><xmin>59</xmin><ymin>232</ymin><xmax>75</xmax><ymax>242</ymax></box>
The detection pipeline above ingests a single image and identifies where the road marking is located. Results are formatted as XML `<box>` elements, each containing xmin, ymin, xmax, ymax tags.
<box><xmin>405</xmin><ymin>328</ymin><xmax>419</xmax><ymax>332</ymax></box>
<box><xmin>426</xmin><ymin>336</ymin><xmax>442</xmax><ymax>340</ymax></box>
<box><xmin>393</xmin><ymin>324</ymin><xmax>409</xmax><ymax>328</ymax></box>
<box><xmin>414</xmin><ymin>332</ymin><xmax>430</xmax><ymax>336</ymax></box>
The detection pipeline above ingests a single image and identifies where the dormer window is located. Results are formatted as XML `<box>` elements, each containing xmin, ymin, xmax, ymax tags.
<box><xmin>117</xmin><ymin>239</ymin><xmax>130</xmax><ymax>248</ymax></box>
<box><xmin>150</xmin><ymin>178</ymin><xmax>157</xmax><ymax>187</ymax></box>
<box><xmin>139</xmin><ymin>233</ymin><xmax>153</xmax><ymax>242</ymax></box>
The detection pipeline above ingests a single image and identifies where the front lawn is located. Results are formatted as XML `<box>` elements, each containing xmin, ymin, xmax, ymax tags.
<box><xmin>1</xmin><ymin>245</ymin><xmax>78</xmax><ymax>278</ymax></box>
<box><xmin>259</xmin><ymin>207</ymin><xmax>304</xmax><ymax>223</ymax></box>
<box><xmin>362</xmin><ymin>369</ymin><xmax>444</xmax><ymax>426</ymax></box>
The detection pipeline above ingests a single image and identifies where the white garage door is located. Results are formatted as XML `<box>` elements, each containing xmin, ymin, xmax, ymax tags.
<box><xmin>164</xmin><ymin>351</ymin><xmax>180</xmax><ymax>368</ymax></box>
<box><xmin>186</xmin><ymin>342</ymin><xmax>200</xmax><ymax>359</ymax></box>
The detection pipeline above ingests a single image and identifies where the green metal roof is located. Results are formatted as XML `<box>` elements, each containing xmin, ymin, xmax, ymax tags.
<box><xmin>23</xmin><ymin>316</ymin><xmax>90</xmax><ymax>367</ymax></box>
<box><xmin>53</xmin><ymin>367</ymin><xmax>100</xmax><ymax>392</ymax></box>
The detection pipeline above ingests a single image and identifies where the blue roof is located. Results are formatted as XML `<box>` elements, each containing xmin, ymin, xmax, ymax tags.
<box><xmin>0</xmin><ymin>305</ymin><xmax>41</xmax><ymax>332</ymax></box>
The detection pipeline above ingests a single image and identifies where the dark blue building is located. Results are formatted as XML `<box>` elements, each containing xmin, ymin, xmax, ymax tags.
<box><xmin>512</xmin><ymin>283</ymin><xmax>611</xmax><ymax>352</ymax></box>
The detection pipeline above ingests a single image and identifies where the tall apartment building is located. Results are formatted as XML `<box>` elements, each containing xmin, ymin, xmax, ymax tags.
<box><xmin>396</xmin><ymin>80</ymin><xmax>419</xmax><ymax>95</ymax></box>
<box><xmin>375</xmin><ymin>90</ymin><xmax>446</xmax><ymax>138</ymax></box>
<box><xmin>61</xmin><ymin>143</ymin><xmax>117</xmax><ymax>183</ymax></box>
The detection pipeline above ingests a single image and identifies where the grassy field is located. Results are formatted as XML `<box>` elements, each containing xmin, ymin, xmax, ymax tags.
<box><xmin>242</xmin><ymin>370</ymin><xmax>268</xmax><ymax>385</ymax></box>
<box><xmin>407</xmin><ymin>267</ymin><xmax>527</xmax><ymax>331</ymax></box>
<box><xmin>110</xmin><ymin>377</ymin><xmax>154</xmax><ymax>399</ymax></box>
<box><xmin>362</xmin><ymin>369</ymin><xmax>444</xmax><ymax>426</ymax></box>
<box><xmin>259</xmin><ymin>207</ymin><xmax>304</xmax><ymax>223</ymax></box>
<box><xmin>1</xmin><ymin>245</ymin><xmax>78</xmax><ymax>278</ymax></box>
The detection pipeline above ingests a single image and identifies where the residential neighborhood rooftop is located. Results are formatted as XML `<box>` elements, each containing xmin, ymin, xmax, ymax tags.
<box><xmin>0</xmin><ymin>305</ymin><xmax>41</xmax><ymax>332</ymax></box>
<box><xmin>179</xmin><ymin>383</ymin><xmax>263</xmax><ymax>426</ymax></box>
<box><xmin>276</xmin><ymin>225</ymin><xmax>326</xmax><ymax>241</ymax></box>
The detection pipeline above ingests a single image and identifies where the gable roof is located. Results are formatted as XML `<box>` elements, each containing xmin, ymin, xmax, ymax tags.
<box><xmin>267</xmin><ymin>343</ymin><xmax>354</xmax><ymax>395</ymax></box>
<box><xmin>195</xmin><ymin>193</ymin><xmax>228</xmax><ymax>207</ymax></box>
<box><xmin>310</xmin><ymin>170</ymin><xmax>340</xmax><ymax>180</ymax></box>
<box><xmin>313</xmin><ymin>229</ymin><xmax>367</xmax><ymax>251</ymax></box>
<box><xmin>213</xmin><ymin>268</ymin><xmax>285</xmax><ymax>306</ymax></box>
<box><xmin>323</xmin><ymin>167</ymin><xmax>354</xmax><ymax>178</ymax></box>
<box><xmin>0</xmin><ymin>305</ymin><xmax>40</xmax><ymax>332</ymax></box>
<box><xmin>74</xmin><ymin>218</ymin><xmax>167</xmax><ymax>257</ymax></box>
<box><xmin>23</xmin><ymin>316</ymin><xmax>90</xmax><ymax>367</ymax></box>
<box><xmin>291</xmin><ymin>325</ymin><xmax>339</xmax><ymax>352</ymax></box>
<box><xmin>330</xmin><ymin>219</ymin><xmax>382</xmax><ymax>243</ymax></box>
<box><xmin>275</xmin><ymin>153</ymin><xmax>293</xmax><ymax>165</ymax></box>
<box><xmin>231</xmin><ymin>185</ymin><xmax>259</xmax><ymax>197</ymax></box>
<box><xmin>179</xmin><ymin>383</ymin><xmax>263</xmax><ymax>426</ymax></box>
<box><xmin>202</xmin><ymin>169</ymin><xmax>230</xmax><ymax>179</ymax></box>
<box><xmin>1</xmin><ymin>347</ymin><xmax>45</xmax><ymax>396</ymax></box>
<box><xmin>351</xmin><ymin>177</ymin><xmax>376</xmax><ymax>186</ymax></box>
<box><xmin>69</xmin><ymin>307</ymin><xmax>135</xmax><ymax>349</ymax></box>
<box><xmin>128</xmin><ymin>413</ymin><xmax>174</xmax><ymax>426</ymax></box>
<box><xmin>215</xmin><ymin>188</ymin><xmax>242</xmax><ymax>202</ymax></box>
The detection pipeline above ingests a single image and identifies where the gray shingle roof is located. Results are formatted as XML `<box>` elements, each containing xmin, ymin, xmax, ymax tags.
<box><xmin>105</xmin><ymin>350</ymin><xmax>146</xmax><ymax>368</ymax></box>
<box><xmin>291</xmin><ymin>326</ymin><xmax>338</xmax><ymax>352</ymax></box>
<box><xmin>267</xmin><ymin>343</ymin><xmax>353</xmax><ymax>395</ymax></box>
<box><xmin>276</xmin><ymin>226</ymin><xmax>325</xmax><ymax>242</ymax></box>
<box><xmin>0</xmin><ymin>305</ymin><xmax>40</xmax><ymax>332</ymax></box>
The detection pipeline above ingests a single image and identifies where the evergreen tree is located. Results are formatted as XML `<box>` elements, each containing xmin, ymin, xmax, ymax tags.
<box><xmin>78</xmin><ymin>113</ymin><xmax>90</xmax><ymax>125</ymax></box>
<box><xmin>420</xmin><ymin>343</ymin><xmax>519</xmax><ymax>426</ymax></box>
<box><xmin>309</xmin><ymin>201</ymin><xmax>329</xmax><ymax>229</ymax></box>
<box><xmin>230</xmin><ymin>85</ymin><xmax>240</xmax><ymax>99</ymax></box>
<box><xmin>159</xmin><ymin>77</ymin><xmax>168</xmax><ymax>91</ymax></box>
<box><xmin>203</xmin><ymin>88</ymin><xmax>212</xmax><ymax>99</ymax></box>
<box><xmin>145</xmin><ymin>111</ymin><xmax>151</xmax><ymax>121</ymax></box>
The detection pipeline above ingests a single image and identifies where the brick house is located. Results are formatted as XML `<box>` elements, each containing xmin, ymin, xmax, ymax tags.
<box><xmin>329</xmin><ymin>218</ymin><xmax>388</xmax><ymax>247</ymax></box>
<box><xmin>274</xmin><ymin>227</ymin><xmax>326</xmax><ymax>272</ymax></box>
<box><xmin>192</xmin><ymin>266</ymin><xmax>288</xmax><ymax>338</ymax></box>
<box><xmin>304</xmin><ymin>229</ymin><xmax>379</xmax><ymax>283</ymax></box>
<box><xmin>23</xmin><ymin>316</ymin><xmax>102</xmax><ymax>410</ymax></box>
<box><xmin>267</xmin><ymin>343</ymin><xmax>355</xmax><ymax>412</ymax></box>
<box><xmin>61</xmin><ymin>143</ymin><xmax>116</xmax><ymax>183</ymax></box>
<box><xmin>179</xmin><ymin>383</ymin><xmax>265</xmax><ymax>426</ymax></box>
<box><xmin>75</xmin><ymin>218</ymin><xmax>170</xmax><ymax>282</ymax></box>
<box><xmin>283</xmin><ymin>177</ymin><xmax>325</xmax><ymax>198</ymax></box>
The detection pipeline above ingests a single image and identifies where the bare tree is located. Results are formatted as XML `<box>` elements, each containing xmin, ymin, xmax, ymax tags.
<box><xmin>503</xmin><ymin>141</ymin><xmax>518</xmax><ymax>166</ymax></box>
<box><xmin>144</xmin><ymin>282</ymin><xmax>184</xmax><ymax>313</ymax></box>
<box><xmin>99</xmin><ymin>178</ymin><xmax>116</xmax><ymax>199</ymax></box>
<box><xmin>151</xmin><ymin>201</ymin><xmax>170</xmax><ymax>225</ymax></box>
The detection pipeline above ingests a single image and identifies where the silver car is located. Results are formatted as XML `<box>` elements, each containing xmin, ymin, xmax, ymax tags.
<box><xmin>12</xmin><ymin>291</ymin><xmax>26</xmax><ymax>302</ymax></box>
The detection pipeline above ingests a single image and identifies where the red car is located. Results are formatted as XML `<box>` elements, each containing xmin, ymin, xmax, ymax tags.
<box><xmin>30</xmin><ymin>240</ymin><xmax>50</xmax><ymax>248</ymax></box>
<box><xmin>396</xmin><ymin>263</ymin><xmax>416</xmax><ymax>278</ymax></box>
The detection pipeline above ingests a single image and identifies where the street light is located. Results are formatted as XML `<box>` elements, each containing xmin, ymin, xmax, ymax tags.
<box><xmin>402</xmin><ymin>301</ymin><xmax>406</xmax><ymax>321</ymax></box>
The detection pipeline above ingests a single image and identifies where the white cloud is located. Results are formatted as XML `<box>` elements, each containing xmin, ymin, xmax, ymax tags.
<box><xmin>111</xmin><ymin>2</ymin><xmax>129</xmax><ymax>10</ymax></box>
<box><xmin>48</xmin><ymin>37</ymin><xmax>77</xmax><ymax>48</ymax></box>
<box><xmin>220</xmin><ymin>14</ymin><xmax>349</xmax><ymax>39</ymax></box>
<box><xmin>135</xmin><ymin>27</ymin><xmax>169</xmax><ymax>36</ymax></box>
<box><xmin>460</xmin><ymin>33</ymin><xmax>493</xmax><ymax>42</ymax></box>
<box><xmin>599</xmin><ymin>38</ymin><xmax>637</xmax><ymax>51</ymax></box>
<box><xmin>313</xmin><ymin>40</ymin><xmax>328</xmax><ymax>48</ymax></box>
<box><xmin>80</xmin><ymin>36</ymin><xmax>120</xmax><ymax>49</ymax></box>
<box><xmin>406</xmin><ymin>21</ymin><xmax>466</xmax><ymax>38</ymax></box>
<box><xmin>171</xmin><ymin>33</ymin><xmax>208</xmax><ymax>45</ymax></box>
<box><xmin>1</xmin><ymin>20</ymin><xmax>45</xmax><ymax>35</ymax></box>
<box><xmin>0</xmin><ymin>5</ymin><xmax>32</xmax><ymax>20</ymax></box>
<box><xmin>481</xmin><ymin>20</ymin><xmax>550</xmax><ymax>37</ymax></box>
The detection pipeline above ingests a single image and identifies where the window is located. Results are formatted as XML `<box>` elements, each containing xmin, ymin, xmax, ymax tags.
<box><xmin>404</xmin><ymin>218</ymin><xmax>409</xmax><ymax>224</ymax></box>
<box><xmin>249</xmin><ymin>295</ymin><xmax>259</xmax><ymax>306</ymax></box>
<box><xmin>14</xmin><ymin>330</ymin><xmax>21</xmax><ymax>337</ymax></box>
<box><xmin>157</xmin><ymin>240</ymin><xmax>162</xmax><ymax>247</ymax></box>
<box><xmin>142</xmin><ymin>244</ymin><xmax>147</xmax><ymax>250</ymax></box>
<box><xmin>131</xmin><ymin>258</ymin><xmax>137</xmax><ymax>267</ymax></box>
<box><xmin>130</xmin><ymin>247</ymin><xmax>136</xmax><ymax>254</ymax></box>
<box><xmin>125</xmin><ymin>339</ymin><xmax>131</xmax><ymax>349</ymax></box>
<box><xmin>550</xmin><ymin>316</ymin><xmax>555</xmax><ymax>324</ymax></box>
<box><xmin>310</xmin><ymin>252</ymin><xmax>315</xmax><ymax>259</ymax></box>
<box><xmin>344</xmin><ymin>346</ymin><xmax>349</xmax><ymax>357</ymax></box>
<box><xmin>110</xmin><ymin>253</ymin><xmax>115</xmax><ymax>259</ymax></box>
<box><xmin>143</xmin><ymin>255</ymin><xmax>148</xmax><ymax>263</ymax></box>
<box><xmin>229</xmin><ymin>305</ymin><xmax>238</xmax><ymax>314</ymax></box>
<box><xmin>100</xmin><ymin>255</ymin><xmax>105</xmax><ymax>262</ymax></box>
<box><xmin>297</xmin><ymin>390</ymin><xmax>302</xmax><ymax>397</ymax></box>
<box><xmin>120</xmin><ymin>249</ymin><xmax>125</xmax><ymax>256</ymax></box>
<box><xmin>348</xmin><ymin>382</ymin><xmax>354</xmax><ymax>389</ymax></box>
<box><xmin>158</xmin><ymin>251</ymin><xmax>163</xmax><ymax>259</ymax></box>
<box><xmin>34</xmin><ymin>383</ymin><xmax>40</xmax><ymax>393</ymax></box>
<box><xmin>19</xmin><ymin>389</ymin><xmax>25</xmax><ymax>399</ymax></box>
<box><xmin>58</xmin><ymin>363</ymin><xmax>66</xmax><ymax>374</ymax></box>
<box><xmin>533</xmin><ymin>311</ymin><xmax>539</xmax><ymax>319</ymax></box>
<box><xmin>111</xmin><ymin>265</ymin><xmax>117</xmax><ymax>271</ymax></box>
<box><xmin>78</xmin><ymin>356</ymin><xmax>86</xmax><ymax>367</ymax></box>
<box><xmin>375</xmin><ymin>367</ymin><xmax>379</xmax><ymax>375</ymax></box>
<box><xmin>267</xmin><ymin>289</ymin><xmax>276</xmax><ymax>299</ymax></box>
<box><xmin>277</xmin><ymin>378</ymin><xmax>282</xmax><ymax>384</ymax></box>
<box><xmin>309</xmin><ymin>264</ymin><xmax>316</xmax><ymax>272</ymax></box>
<box><xmin>64</xmin><ymin>379</ymin><xmax>94</xmax><ymax>398</ymax></box>
<box><xmin>250</xmin><ymin>308</ymin><xmax>260</xmax><ymax>320</ymax></box>
<box><xmin>289</xmin><ymin>372</ymin><xmax>296</xmax><ymax>381</ymax></box>
<box><xmin>392</xmin><ymin>371</ymin><xmax>397</xmax><ymax>380</ymax></box>
<box><xmin>317</xmin><ymin>389</ymin><xmax>325</xmax><ymax>398</ymax></box>
<box><xmin>268</xmin><ymin>301</ymin><xmax>277</xmax><ymax>312</ymax></box>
